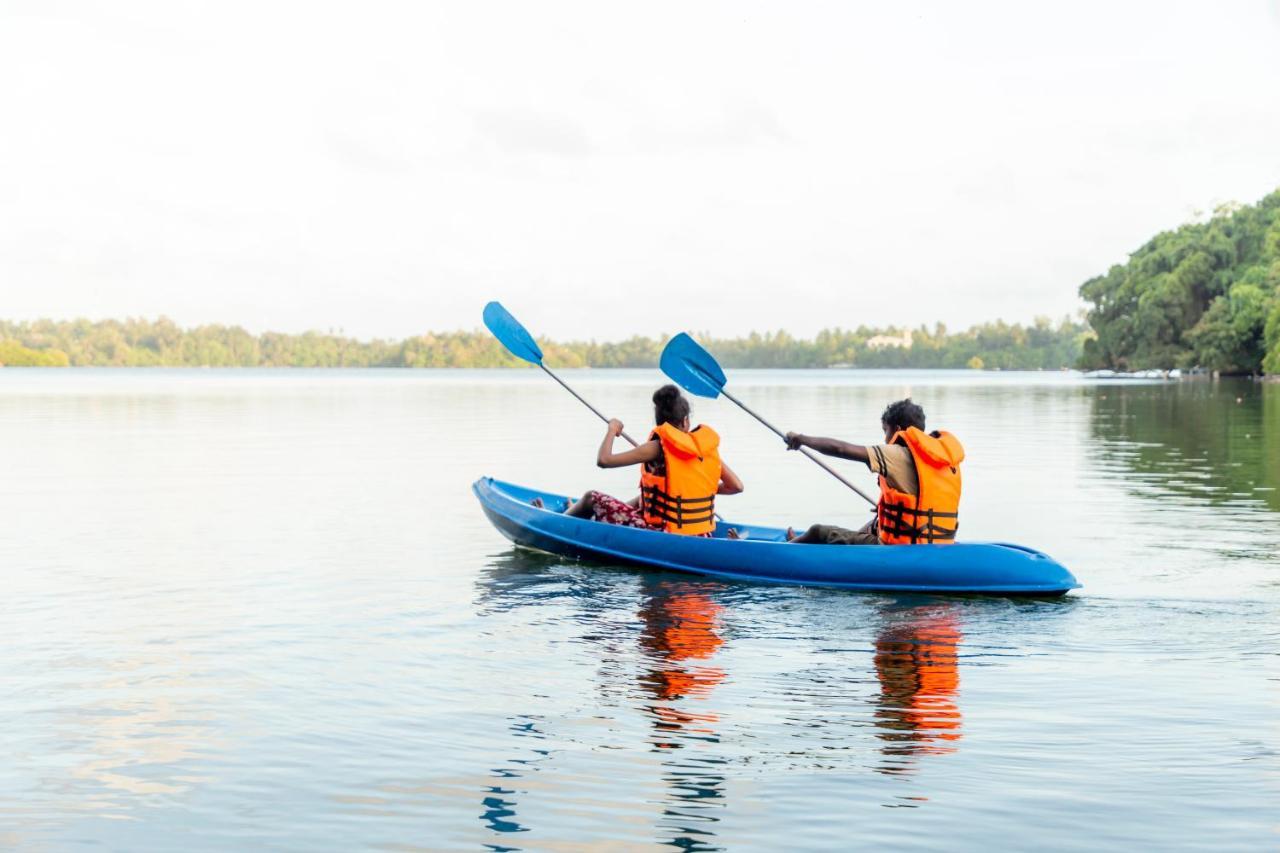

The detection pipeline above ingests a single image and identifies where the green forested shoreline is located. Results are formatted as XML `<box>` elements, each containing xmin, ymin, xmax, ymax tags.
<box><xmin>1080</xmin><ymin>189</ymin><xmax>1280</xmax><ymax>375</ymax></box>
<box><xmin>0</xmin><ymin>316</ymin><xmax>1088</xmax><ymax>370</ymax></box>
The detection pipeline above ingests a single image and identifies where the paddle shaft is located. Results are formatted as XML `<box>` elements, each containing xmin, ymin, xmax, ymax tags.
<box><xmin>717</xmin><ymin>388</ymin><xmax>878</xmax><ymax>507</ymax></box>
<box><xmin>539</xmin><ymin>364</ymin><xmax>640</xmax><ymax>447</ymax></box>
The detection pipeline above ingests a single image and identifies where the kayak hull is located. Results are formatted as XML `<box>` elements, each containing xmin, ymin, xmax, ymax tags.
<box><xmin>473</xmin><ymin>477</ymin><xmax>1081</xmax><ymax>596</ymax></box>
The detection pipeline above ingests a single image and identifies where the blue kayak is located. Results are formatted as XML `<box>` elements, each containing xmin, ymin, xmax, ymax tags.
<box><xmin>474</xmin><ymin>478</ymin><xmax>1081</xmax><ymax>596</ymax></box>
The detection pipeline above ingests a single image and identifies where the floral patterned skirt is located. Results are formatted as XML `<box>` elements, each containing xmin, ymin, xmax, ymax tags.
<box><xmin>588</xmin><ymin>491</ymin><xmax>655</xmax><ymax>529</ymax></box>
<box><xmin>588</xmin><ymin>491</ymin><xmax>712</xmax><ymax>537</ymax></box>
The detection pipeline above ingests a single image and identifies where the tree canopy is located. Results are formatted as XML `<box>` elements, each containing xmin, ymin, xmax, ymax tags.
<box><xmin>1079</xmin><ymin>189</ymin><xmax>1280</xmax><ymax>374</ymax></box>
<box><xmin>0</xmin><ymin>339</ymin><xmax>70</xmax><ymax>366</ymax></box>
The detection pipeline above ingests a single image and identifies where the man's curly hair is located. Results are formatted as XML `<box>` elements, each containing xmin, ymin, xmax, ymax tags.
<box><xmin>881</xmin><ymin>398</ymin><xmax>926</xmax><ymax>433</ymax></box>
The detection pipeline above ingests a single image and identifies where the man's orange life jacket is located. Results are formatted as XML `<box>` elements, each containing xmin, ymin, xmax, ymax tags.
<box><xmin>640</xmin><ymin>423</ymin><xmax>721</xmax><ymax>535</ymax></box>
<box><xmin>876</xmin><ymin>427</ymin><xmax>964</xmax><ymax>545</ymax></box>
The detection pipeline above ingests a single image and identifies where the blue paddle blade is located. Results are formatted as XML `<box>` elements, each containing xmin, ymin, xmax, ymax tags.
<box><xmin>483</xmin><ymin>301</ymin><xmax>544</xmax><ymax>365</ymax></box>
<box><xmin>660</xmin><ymin>333</ymin><xmax>726</xmax><ymax>399</ymax></box>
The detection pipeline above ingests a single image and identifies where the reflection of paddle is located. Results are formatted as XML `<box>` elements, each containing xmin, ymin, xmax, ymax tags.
<box><xmin>483</xmin><ymin>301</ymin><xmax>640</xmax><ymax>448</ymax></box>
<box><xmin>660</xmin><ymin>332</ymin><xmax>877</xmax><ymax>507</ymax></box>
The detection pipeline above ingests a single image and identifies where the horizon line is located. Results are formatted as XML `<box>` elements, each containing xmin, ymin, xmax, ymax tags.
<box><xmin>3</xmin><ymin>311</ymin><xmax>1090</xmax><ymax>344</ymax></box>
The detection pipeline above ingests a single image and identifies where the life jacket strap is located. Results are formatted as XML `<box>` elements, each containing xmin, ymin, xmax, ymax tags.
<box><xmin>641</xmin><ymin>485</ymin><xmax>716</xmax><ymax>528</ymax></box>
<box><xmin>878</xmin><ymin>503</ymin><xmax>959</xmax><ymax>544</ymax></box>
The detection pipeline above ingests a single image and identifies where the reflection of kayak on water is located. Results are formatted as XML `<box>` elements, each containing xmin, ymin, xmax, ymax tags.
<box><xmin>474</xmin><ymin>478</ymin><xmax>1081</xmax><ymax>596</ymax></box>
<box><xmin>472</xmin><ymin>548</ymin><xmax>979</xmax><ymax>838</ymax></box>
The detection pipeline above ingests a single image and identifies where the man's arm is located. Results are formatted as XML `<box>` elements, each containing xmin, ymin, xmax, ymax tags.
<box><xmin>784</xmin><ymin>432</ymin><xmax>870</xmax><ymax>465</ymax></box>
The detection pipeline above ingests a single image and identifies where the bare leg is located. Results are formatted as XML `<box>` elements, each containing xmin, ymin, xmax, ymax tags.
<box><xmin>562</xmin><ymin>491</ymin><xmax>596</xmax><ymax>519</ymax></box>
<box><xmin>788</xmin><ymin>524</ymin><xmax>824</xmax><ymax>544</ymax></box>
<box><xmin>532</xmin><ymin>492</ymin><xmax>593</xmax><ymax>517</ymax></box>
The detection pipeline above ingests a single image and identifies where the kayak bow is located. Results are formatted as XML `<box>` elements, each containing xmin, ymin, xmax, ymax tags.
<box><xmin>473</xmin><ymin>478</ymin><xmax>1080</xmax><ymax>596</ymax></box>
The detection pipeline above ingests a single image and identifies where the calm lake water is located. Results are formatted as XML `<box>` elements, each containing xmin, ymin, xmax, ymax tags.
<box><xmin>1</xmin><ymin>369</ymin><xmax>1277</xmax><ymax>850</ymax></box>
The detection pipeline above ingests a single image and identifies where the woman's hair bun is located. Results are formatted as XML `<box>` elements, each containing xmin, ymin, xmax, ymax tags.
<box><xmin>652</xmin><ymin>383</ymin><xmax>691</xmax><ymax>426</ymax></box>
<box><xmin>652</xmin><ymin>384</ymin><xmax>680</xmax><ymax>404</ymax></box>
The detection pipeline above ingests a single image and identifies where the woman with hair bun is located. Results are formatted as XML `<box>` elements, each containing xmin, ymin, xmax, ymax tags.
<box><xmin>532</xmin><ymin>384</ymin><xmax>743</xmax><ymax>535</ymax></box>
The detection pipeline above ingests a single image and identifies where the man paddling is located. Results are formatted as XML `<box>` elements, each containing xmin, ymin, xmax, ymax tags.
<box><xmin>783</xmin><ymin>399</ymin><xmax>964</xmax><ymax>545</ymax></box>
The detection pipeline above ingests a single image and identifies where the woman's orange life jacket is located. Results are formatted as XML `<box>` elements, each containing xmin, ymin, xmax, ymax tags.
<box><xmin>640</xmin><ymin>423</ymin><xmax>722</xmax><ymax>535</ymax></box>
<box><xmin>876</xmin><ymin>427</ymin><xmax>964</xmax><ymax>545</ymax></box>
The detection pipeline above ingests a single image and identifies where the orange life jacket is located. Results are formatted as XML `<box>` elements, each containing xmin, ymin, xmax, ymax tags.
<box><xmin>876</xmin><ymin>427</ymin><xmax>964</xmax><ymax>545</ymax></box>
<box><xmin>640</xmin><ymin>423</ymin><xmax>721</xmax><ymax>535</ymax></box>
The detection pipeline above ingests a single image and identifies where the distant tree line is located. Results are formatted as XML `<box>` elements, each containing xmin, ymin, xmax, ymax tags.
<box><xmin>0</xmin><ymin>315</ymin><xmax>1089</xmax><ymax>369</ymax></box>
<box><xmin>1079</xmin><ymin>188</ymin><xmax>1280</xmax><ymax>374</ymax></box>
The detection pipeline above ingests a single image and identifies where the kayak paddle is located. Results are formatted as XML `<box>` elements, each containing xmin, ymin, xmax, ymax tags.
<box><xmin>659</xmin><ymin>332</ymin><xmax>877</xmax><ymax>506</ymax></box>
<box><xmin>482</xmin><ymin>301</ymin><xmax>640</xmax><ymax>448</ymax></box>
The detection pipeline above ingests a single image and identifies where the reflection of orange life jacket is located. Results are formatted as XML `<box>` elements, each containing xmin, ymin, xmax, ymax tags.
<box><xmin>876</xmin><ymin>427</ymin><xmax>964</xmax><ymax>545</ymax></box>
<box><xmin>910</xmin><ymin>619</ymin><xmax>962</xmax><ymax>741</ymax></box>
<box><xmin>647</xmin><ymin>590</ymin><xmax>725</xmax><ymax>701</ymax></box>
<box><xmin>874</xmin><ymin>614</ymin><xmax>962</xmax><ymax>749</ymax></box>
<box><xmin>656</xmin><ymin>592</ymin><xmax>724</xmax><ymax>662</ymax></box>
<box><xmin>640</xmin><ymin>424</ymin><xmax>722</xmax><ymax>536</ymax></box>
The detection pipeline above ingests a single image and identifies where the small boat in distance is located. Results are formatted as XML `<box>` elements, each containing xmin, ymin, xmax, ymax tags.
<box><xmin>1084</xmin><ymin>368</ymin><xmax>1181</xmax><ymax>380</ymax></box>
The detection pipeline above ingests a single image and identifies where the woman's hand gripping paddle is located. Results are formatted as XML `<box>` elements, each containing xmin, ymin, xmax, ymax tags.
<box><xmin>483</xmin><ymin>301</ymin><xmax>640</xmax><ymax>447</ymax></box>
<box><xmin>659</xmin><ymin>332</ymin><xmax>878</xmax><ymax>507</ymax></box>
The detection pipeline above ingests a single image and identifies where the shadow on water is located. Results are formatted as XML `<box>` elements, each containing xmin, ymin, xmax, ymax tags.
<box><xmin>471</xmin><ymin>548</ymin><xmax>1074</xmax><ymax>847</ymax></box>
<box><xmin>477</xmin><ymin>714</ymin><xmax>548</xmax><ymax>840</ymax></box>
<box><xmin>1089</xmin><ymin>379</ymin><xmax>1279</xmax><ymax>513</ymax></box>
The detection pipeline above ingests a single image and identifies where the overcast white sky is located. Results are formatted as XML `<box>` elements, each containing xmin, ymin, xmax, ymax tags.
<box><xmin>2</xmin><ymin>1</ymin><xmax>1279</xmax><ymax>341</ymax></box>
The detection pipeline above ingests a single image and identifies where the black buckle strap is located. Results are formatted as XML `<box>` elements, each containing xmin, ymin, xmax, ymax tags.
<box><xmin>879</xmin><ymin>503</ymin><xmax>959</xmax><ymax>543</ymax></box>
<box><xmin>642</xmin><ymin>486</ymin><xmax>715</xmax><ymax>527</ymax></box>
<box><xmin>882</xmin><ymin>504</ymin><xmax>958</xmax><ymax>520</ymax></box>
<box><xmin>642</xmin><ymin>488</ymin><xmax>713</xmax><ymax>507</ymax></box>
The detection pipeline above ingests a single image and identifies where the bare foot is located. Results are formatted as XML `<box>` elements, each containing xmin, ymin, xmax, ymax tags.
<box><xmin>785</xmin><ymin>526</ymin><xmax>797</xmax><ymax>542</ymax></box>
<box><xmin>726</xmin><ymin>528</ymin><xmax>746</xmax><ymax>540</ymax></box>
<box><xmin>531</xmin><ymin>497</ymin><xmax>544</xmax><ymax>508</ymax></box>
